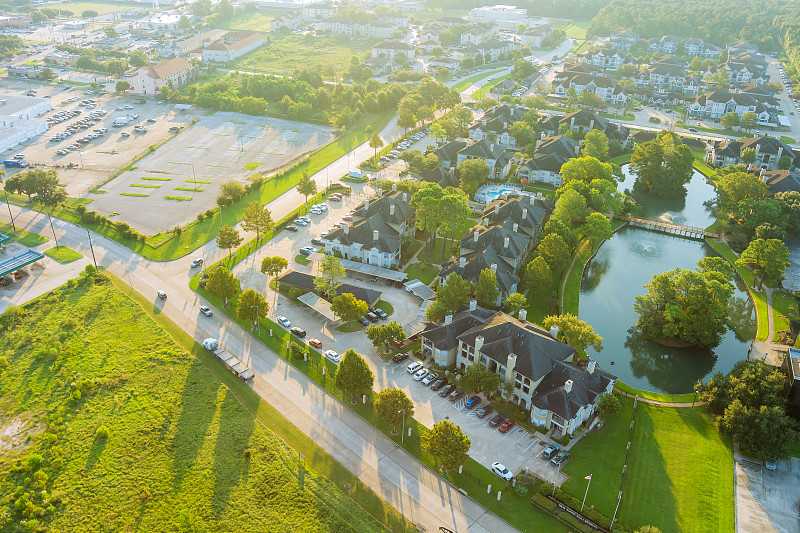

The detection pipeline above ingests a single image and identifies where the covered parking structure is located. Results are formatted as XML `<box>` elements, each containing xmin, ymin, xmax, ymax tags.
<box><xmin>275</xmin><ymin>269</ymin><xmax>383</xmax><ymax>308</ymax></box>
<box><xmin>0</xmin><ymin>249</ymin><xmax>45</xmax><ymax>278</ymax></box>
<box><xmin>307</xmin><ymin>253</ymin><xmax>407</xmax><ymax>285</ymax></box>
<box><xmin>297</xmin><ymin>292</ymin><xmax>337</xmax><ymax>322</ymax></box>
<box><xmin>0</xmin><ymin>233</ymin><xmax>9</xmax><ymax>246</ymax></box>
<box><xmin>403</xmin><ymin>279</ymin><xmax>436</xmax><ymax>301</ymax></box>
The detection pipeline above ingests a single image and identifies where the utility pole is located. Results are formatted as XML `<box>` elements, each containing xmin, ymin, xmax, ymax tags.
<box><xmin>87</xmin><ymin>229</ymin><xmax>97</xmax><ymax>269</ymax></box>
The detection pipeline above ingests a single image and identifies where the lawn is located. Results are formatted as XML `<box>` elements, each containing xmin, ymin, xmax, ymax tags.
<box><xmin>780</xmin><ymin>136</ymin><xmax>796</xmax><ymax>145</ymax></box>
<box><xmin>226</xmin><ymin>9</ymin><xmax>285</xmax><ymax>31</ymax></box>
<box><xmin>416</xmin><ymin>235</ymin><xmax>459</xmax><ymax>265</ymax></box>
<box><xmin>294</xmin><ymin>254</ymin><xmax>311</xmax><ymax>265</ymax></box>
<box><xmin>43</xmin><ymin>245</ymin><xmax>83</xmax><ymax>263</ymax></box>
<box><xmin>451</xmin><ymin>69</ymin><xmax>506</xmax><ymax>92</ymax></box>
<box><xmin>54</xmin><ymin>0</ymin><xmax>143</xmax><ymax>15</ymax></box>
<box><xmin>375</xmin><ymin>299</ymin><xmax>394</xmax><ymax>317</ymax></box>
<box><xmin>472</xmin><ymin>73</ymin><xmax>514</xmax><ymax>101</ymax></box>
<box><xmin>403</xmin><ymin>262</ymin><xmax>440</xmax><ymax>286</ymax></box>
<box><xmin>771</xmin><ymin>291</ymin><xmax>797</xmax><ymax>341</ymax></box>
<box><xmin>615</xmin><ymin>382</ymin><xmax>696</xmax><ymax>403</ymax></box>
<box><xmin>563</xmin><ymin>20</ymin><xmax>590</xmax><ymax>40</ymax></box>
<box><xmin>0</xmin><ymin>273</ymin><xmax>404</xmax><ymax>532</ymax></box>
<box><xmin>234</xmin><ymin>34</ymin><xmax>373</xmax><ymax>77</ymax></box>
<box><xmin>561</xmin><ymin>239</ymin><xmax>593</xmax><ymax>315</ymax></box>
<box><xmin>0</xmin><ymin>222</ymin><xmax>48</xmax><ymax>247</ymax></box>
<box><xmin>620</xmin><ymin>404</ymin><xmax>734</xmax><ymax>533</ymax></box>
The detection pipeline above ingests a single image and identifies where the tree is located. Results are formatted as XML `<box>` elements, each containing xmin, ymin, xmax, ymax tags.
<box><xmin>537</xmin><ymin>233</ymin><xmax>570</xmax><ymax>275</ymax></box>
<box><xmin>779</xmin><ymin>155</ymin><xmax>793</xmax><ymax>170</ymax></box>
<box><xmin>737</xmin><ymin>238</ymin><xmax>790</xmax><ymax>288</ymax></box>
<box><xmin>242</xmin><ymin>201</ymin><xmax>274</xmax><ymax>241</ymax></box>
<box><xmin>597</xmin><ymin>393</ymin><xmax>621</xmax><ymax>419</ymax></box>
<box><xmin>741</xmin><ymin>147</ymin><xmax>757</xmax><ymax>165</ymax></box>
<box><xmin>410</xmin><ymin>182</ymin><xmax>445</xmax><ymax>253</ymax></box>
<box><xmin>630</xmin><ymin>131</ymin><xmax>694</xmax><ymax>198</ymax></box>
<box><xmin>461</xmin><ymin>363</ymin><xmax>501</xmax><ymax>395</ymax></box>
<box><xmin>634</xmin><ymin>266</ymin><xmax>734</xmax><ymax>348</ymax></box>
<box><xmin>553</xmin><ymin>189</ymin><xmax>588</xmax><ymax>226</ymax></box>
<box><xmin>436</xmin><ymin>273</ymin><xmax>474</xmax><ymax>313</ymax></box>
<box><xmin>524</xmin><ymin>256</ymin><xmax>552</xmax><ymax>300</ymax></box>
<box><xmin>260</xmin><ymin>256</ymin><xmax>288</xmax><ymax>284</ymax></box>
<box><xmin>422</xmin><ymin>420</ymin><xmax>471</xmax><ymax>472</ymax></box>
<box><xmin>543</xmin><ymin>313</ymin><xmax>603</xmax><ymax>351</ymax></box>
<box><xmin>542</xmin><ymin>217</ymin><xmax>578</xmax><ymax>252</ymax></box>
<box><xmin>81</xmin><ymin>9</ymin><xmax>98</xmax><ymax>18</ymax></box>
<box><xmin>583</xmin><ymin>212</ymin><xmax>613</xmax><ymax>252</ymax></box>
<box><xmin>206</xmin><ymin>265</ymin><xmax>239</xmax><ymax>307</ymax></box>
<box><xmin>216</xmin><ymin>225</ymin><xmax>242</xmax><ymax>261</ymax></box>
<box><xmin>335</xmin><ymin>349</ymin><xmax>374</xmax><ymax>403</ymax></box>
<box><xmin>741</xmin><ymin>111</ymin><xmax>758</xmax><ymax>133</ymax></box>
<box><xmin>369</xmin><ymin>131</ymin><xmax>384</xmax><ymax>159</ymax></box>
<box><xmin>437</xmin><ymin>189</ymin><xmax>471</xmax><ymax>260</ymax></box>
<box><xmin>512</xmin><ymin>58</ymin><xmax>537</xmax><ymax>81</ymax></box>
<box><xmin>397</xmin><ymin>109</ymin><xmax>415</xmax><ymax>133</ymax></box>
<box><xmin>314</xmin><ymin>255</ymin><xmax>345</xmax><ymax>299</ymax></box>
<box><xmin>429</xmin><ymin>122</ymin><xmax>446</xmax><ymax>146</ymax></box>
<box><xmin>716</xmin><ymin>170</ymin><xmax>768</xmax><ymax>211</ymax></box>
<box><xmin>476</xmin><ymin>268</ymin><xmax>500</xmax><ymax>307</ymax></box>
<box><xmin>296</xmin><ymin>173</ymin><xmax>318</xmax><ymax>211</ymax></box>
<box><xmin>504</xmin><ymin>293</ymin><xmax>527</xmax><ymax>315</ymax></box>
<box><xmin>115</xmin><ymin>80</ymin><xmax>130</xmax><ymax>93</ymax></box>
<box><xmin>720</xmin><ymin>112</ymin><xmax>740</xmax><ymax>130</ymax></box>
<box><xmin>366</xmin><ymin>321</ymin><xmax>406</xmax><ymax>354</ymax></box>
<box><xmin>331</xmin><ymin>293</ymin><xmax>369</xmax><ymax>326</ymax></box>
<box><xmin>457</xmin><ymin>158</ymin><xmax>490</xmax><ymax>195</ymax></box>
<box><xmin>582</xmin><ymin>129</ymin><xmax>609</xmax><ymax>161</ymax></box>
<box><xmin>236</xmin><ymin>288</ymin><xmax>269</xmax><ymax>330</ymax></box>
<box><xmin>217</xmin><ymin>180</ymin><xmax>245</xmax><ymax>206</ymax></box>
<box><xmin>375</xmin><ymin>388</ymin><xmax>415</xmax><ymax>433</ymax></box>
<box><xmin>559</xmin><ymin>156</ymin><xmax>614</xmax><ymax>185</ymax></box>
<box><xmin>708</xmin><ymin>68</ymin><xmax>729</xmax><ymax>89</ymax></box>
<box><xmin>103</xmin><ymin>25</ymin><xmax>119</xmax><ymax>38</ymax></box>
<box><xmin>736</xmin><ymin>198</ymin><xmax>787</xmax><ymax>237</ymax></box>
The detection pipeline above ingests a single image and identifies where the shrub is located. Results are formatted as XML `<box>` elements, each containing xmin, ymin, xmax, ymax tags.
<box><xmin>172</xmin><ymin>226</ymin><xmax>182</xmax><ymax>236</ymax></box>
<box><xmin>205</xmin><ymin>208</ymin><xmax>215</xmax><ymax>218</ymax></box>
<box><xmin>94</xmin><ymin>425</ymin><xmax>109</xmax><ymax>439</ymax></box>
<box><xmin>648</xmin><ymin>116</ymin><xmax>661</xmax><ymax>124</ymax></box>
<box><xmin>197</xmin><ymin>212</ymin><xmax>206</xmax><ymax>222</ymax></box>
<box><xmin>26</xmin><ymin>454</ymin><xmax>43</xmax><ymax>470</ymax></box>
<box><xmin>75</xmin><ymin>204</ymin><xmax>87</xmax><ymax>216</ymax></box>
<box><xmin>531</xmin><ymin>492</ymin><xmax>557</xmax><ymax>512</ymax></box>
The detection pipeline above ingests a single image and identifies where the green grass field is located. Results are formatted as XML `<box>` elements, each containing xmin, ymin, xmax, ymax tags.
<box><xmin>563</xmin><ymin>20</ymin><xmax>590</xmax><ymax>39</ymax></box>
<box><xmin>227</xmin><ymin>9</ymin><xmax>285</xmax><ymax>31</ymax></box>
<box><xmin>43</xmin><ymin>245</ymin><xmax>83</xmax><ymax>263</ymax></box>
<box><xmin>234</xmin><ymin>35</ymin><xmax>373</xmax><ymax>77</ymax></box>
<box><xmin>403</xmin><ymin>262</ymin><xmax>439</xmax><ymax>286</ymax></box>
<box><xmin>451</xmin><ymin>69</ymin><xmax>506</xmax><ymax>92</ymax></box>
<box><xmin>620</xmin><ymin>404</ymin><xmax>734</xmax><ymax>532</ymax></box>
<box><xmin>0</xmin><ymin>274</ymin><xmax>401</xmax><ymax>532</ymax></box>
<box><xmin>54</xmin><ymin>0</ymin><xmax>143</xmax><ymax>16</ymax></box>
<box><xmin>615</xmin><ymin>382</ymin><xmax>696</xmax><ymax>403</ymax></box>
<box><xmin>771</xmin><ymin>291</ymin><xmax>797</xmax><ymax>341</ymax></box>
<box><xmin>472</xmin><ymin>73</ymin><xmax>514</xmax><ymax>100</ymax></box>
<box><xmin>0</xmin><ymin>222</ymin><xmax>48</xmax><ymax>247</ymax></box>
<box><xmin>562</xmin><ymin>239</ymin><xmax>593</xmax><ymax>315</ymax></box>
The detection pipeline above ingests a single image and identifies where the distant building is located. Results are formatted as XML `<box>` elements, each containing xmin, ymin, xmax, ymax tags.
<box><xmin>0</xmin><ymin>95</ymin><xmax>51</xmax><ymax>152</ymax></box>
<box><xmin>201</xmin><ymin>31</ymin><xmax>266</xmax><ymax>62</ymax></box>
<box><xmin>137</xmin><ymin>13</ymin><xmax>182</xmax><ymax>31</ymax></box>
<box><xmin>371</xmin><ymin>41</ymin><xmax>415</xmax><ymax>61</ymax></box>
<box><xmin>129</xmin><ymin>57</ymin><xmax>192</xmax><ymax>95</ymax></box>
<box><xmin>468</xmin><ymin>4</ymin><xmax>527</xmax><ymax>22</ymax></box>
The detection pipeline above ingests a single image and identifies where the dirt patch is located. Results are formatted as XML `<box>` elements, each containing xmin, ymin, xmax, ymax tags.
<box><xmin>0</xmin><ymin>416</ymin><xmax>42</xmax><ymax>454</ymax></box>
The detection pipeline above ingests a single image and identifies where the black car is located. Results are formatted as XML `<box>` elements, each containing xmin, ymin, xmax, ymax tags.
<box><xmin>439</xmin><ymin>383</ymin><xmax>454</xmax><ymax>397</ymax></box>
<box><xmin>365</xmin><ymin>312</ymin><xmax>379</xmax><ymax>323</ymax></box>
<box><xmin>489</xmin><ymin>413</ymin><xmax>505</xmax><ymax>427</ymax></box>
<box><xmin>358</xmin><ymin>316</ymin><xmax>369</xmax><ymax>327</ymax></box>
<box><xmin>430</xmin><ymin>378</ymin><xmax>447</xmax><ymax>391</ymax></box>
<box><xmin>448</xmin><ymin>389</ymin><xmax>465</xmax><ymax>402</ymax></box>
<box><xmin>311</xmin><ymin>238</ymin><xmax>324</xmax><ymax>246</ymax></box>
<box><xmin>286</xmin><ymin>225</ymin><xmax>298</xmax><ymax>232</ymax></box>
<box><xmin>290</xmin><ymin>327</ymin><xmax>307</xmax><ymax>338</ymax></box>
<box><xmin>371</xmin><ymin>307</ymin><xmax>388</xmax><ymax>319</ymax></box>
<box><xmin>475</xmin><ymin>408</ymin><xmax>493</xmax><ymax>419</ymax></box>
<box><xmin>392</xmin><ymin>353</ymin><xmax>409</xmax><ymax>363</ymax></box>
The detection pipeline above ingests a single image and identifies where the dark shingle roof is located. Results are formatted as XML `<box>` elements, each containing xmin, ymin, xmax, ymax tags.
<box><xmin>275</xmin><ymin>270</ymin><xmax>382</xmax><ymax>307</ymax></box>
<box><xmin>531</xmin><ymin>360</ymin><xmax>616</xmax><ymax>420</ymax></box>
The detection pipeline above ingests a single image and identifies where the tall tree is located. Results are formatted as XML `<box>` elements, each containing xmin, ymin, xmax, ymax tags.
<box><xmin>559</xmin><ymin>156</ymin><xmax>614</xmax><ymax>185</ymax></box>
<box><xmin>741</xmin><ymin>112</ymin><xmax>758</xmax><ymax>133</ymax></box>
<box><xmin>241</xmin><ymin>201</ymin><xmax>273</xmax><ymax>241</ymax></box>
<box><xmin>216</xmin><ymin>225</ymin><xmax>242</xmax><ymax>262</ymax></box>
<box><xmin>630</xmin><ymin>131</ymin><xmax>694</xmax><ymax>198</ymax></box>
<box><xmin>720</xmin><ymin>112</ymin><xmax>740</xmax><ymax>130</ymax></box>
<box><xmin>524</xmin><ymin>256</ymin><xmax>552</xmax><ymax>299</ymax></box>
<box><xmin>457</xmin><ymin>158</ymin><xmax>490</xmax><ymax>195</ymax></box>
<box><xmin>437</xmin><ymin>188</ymin><xmax>471</xmax><ymax>261</ymax></box>
<box><xmin>375</xmin><ymin>388</ymin><xmax>415</xmax><ymax>434</ymax></box>
<box><xmin>296</xmin><ymin>173</ymin><xmax>318</xmax><ymax>211</ymax></box>
<box><xmin>366</xmin><ymin>321</ymin><xmax>406</xmax><ymax>354</ymax></box>
<box><xmin>741</xmin><ymin>147</ymin><xmax>757</xmax><ymax>165</ymax></box>
<box><xmin>206</xmin><ymin>265</ymin><xmax>240</xmax><ymax>307</ymax></box>
<box><xmin>543</xmin><ymin>313</ymin><xmax>603</xmax><ymax>352</ymax></box>
<box><xmin>716</xmin><ymin>170</ymin><xmax>768</xmax><ymax>211</ymax></box>
<box><xmin>236</xmin><ymin>289</ymin><xmax>269</xmax><ymax>330</ymax></box>
<box><xmin>537</xmin><ymin>233</ymin><xmax>570</xmax><ymax>275</ymax></box>
<box><xmin>737</xmin><ymin>238</ymin><xmax>790</xmax><ymax>288</ymax></box>
<box><xmin>553</xmin><ymin>189</ymin><xmax>588</xmax><ymax>226</ymax></box>
<box><xmin>410</xmin><ymin>182</ymin><xmax>445</xmax><ymax>253</ymax></box>
<box><xmin>461</xmin><ymin>363</ymin><xmax>501</xmax><ymax>395</ymax></box>
<box><xmin>260</xmin><ymin>256</ymin><xmax>288</xmax><ymax>287</ymax></box>
<box><xmin>331</xmin><ymin>293</ymin><xmax>368</xmax><ymax>326</ymax></box>
<box><xmin>583</xmin><ymin>212</ymin><xmax>613</xmax><ymax>252</ymax></box>
<box><xmin>542</xmin><ymin>218</ymin><xmax>578</xmax><ymax>252</ymax></box>
<box><xmin>582</xmin><ymin>129</ymin><xmax>609</xmax><ymax>161</ymax></box>
<box><xmin>422</xmin><ymin>421</ymin><xmax>471</xmax><ymax>471</ymax></box>
<box><xmin>314</xmin><ymin>255</ymin><xmax>345</xmax><ymax>299</ymax></box>
<box><xmin>475</xmin><ymin>268</ymin><xmax>500</xmax><ymax>307</ymax></box>
<box><xmin>436</xmin><ymin>273</ymin><xmax>474</xmax><ymax>313</ymax></box>
<box><xmin>335</xmin><ymin>349</ymin><xmax>374</xmax><ymax>403</ymax></box>
<box><xmin>504</xmin><ymin>292</ymin><xmax>527</xmax><ymax>315</ymax></box>
<box><xmin>369</xmin><ymin>132</ymin><xmax>384</xmax><ymax>159</ymax></box>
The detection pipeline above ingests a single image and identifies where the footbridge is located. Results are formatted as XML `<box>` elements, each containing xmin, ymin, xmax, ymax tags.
<box><xmin>619</xmin><ymin>215</ymin><xmax>720</xmax><ymax>240</ymax></box>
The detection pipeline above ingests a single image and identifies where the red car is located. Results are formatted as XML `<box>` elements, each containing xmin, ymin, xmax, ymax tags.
<box><xmin>498</xmin><ymin>420</ymin><xmax>516</xmax><ymax>433</ymax></box>
<box><xmin>327</xmin><ymin>195</ymin><xmax>342</xmax><ymax>202</ymax></box>
<box><xmin>308</xmin><ymin>338</ymin><xmax>323</xmax><ymax>349</ymax></box>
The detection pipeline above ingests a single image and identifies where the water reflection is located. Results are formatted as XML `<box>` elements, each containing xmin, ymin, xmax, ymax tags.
<box><xmin>726</xmin><ymin>295</ymin><xmax>758</xmax><ymax>343</ymax></box>
<box><xmin>582</xmin><ymin>257</ymin><xmax>609</xmax><ymax>291</ymax></box>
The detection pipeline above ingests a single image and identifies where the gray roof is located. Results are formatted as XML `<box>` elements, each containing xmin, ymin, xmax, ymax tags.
<box><xmin>531</xmin><ymin>360</ymin><xmax>616</xmax><ymax>420</ymax></box>
<box><xmin>481</xmin><ymin>194</ymin><xmax>549</xmax><ymax>235</ymax></box>
<box><xmin>461</xmin><ymin>224</ymin><xmax>531</xmax><ymax>260</ymax></box>
<box><xmin>420</xmin><ymin>304</ymin><xmax>497</xmax><ymax>351</ymax></box>
<box><xmin>274</xmin><ymin>270</ymin><xmax>382</xmax><ymax>307</ymax></box>
<box><xmin>436</xmin><ymin>139</ymin><xmax>469</xmax><ymax>164</ymax></box>
<box><xmin>420</xmin><ymin>165</ymin><xmax>459</xmax><ymax>188</ymax></box>
<box><xmin>352</xmin><ymin>191</ymin><xmax>414</xmax><ymax>226</ymax></box>
<box><xmin>439</xmin><ymin>247</ymin><xmax>519</xmax><ymax>296</ymax></box>
<box><xmin>326</xmin><ymin>216</ymin><xmax>401</xmax><ymax>254</ymax></box>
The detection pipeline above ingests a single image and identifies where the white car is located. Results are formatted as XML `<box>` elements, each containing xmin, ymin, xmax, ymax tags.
<box><xmin>421</xmin><ymin>372</ymin><xmax>438</xmax><ymax>386</ymax></box>
<box><xmin>491</xmin><ymin>462</ymin><xmax>514</xmax><ymax>481</ymax></box>
<box><xmin>202</xmin><ymin>338</ymin><xmax>218</xmax><ymax>350</ymax></box>
<box><xmin>124</xmin><ymin>104</ymin><xmax>133</xmax><ymax>109</ymax></box>
<box><xmin>324</xmin><ymin>350</ymin><xmax>341</xmax><ymax>363</ymax></box>
<box><xmin>199</xmin><ymin>305</ymin><xmax>213</xmax><ymax>317</ymax></box>
<box><xmin>293</xmin><ymin>219</ymin><xmax>309</xmax><ymax>226</ymax></box>
<box><xmin>276</xmin><ymin>316</ymin><xmax>291</xmax><ymax>328</ymax></box>
<box><xmin>413</xmin><ymin>368</ymin><xmax>428</xmax><ymax>381</ymax></box>
<box><xmin>406</xmin><ymin>361</ymin><xmax>423</xmax><ymax>374</ymax></box>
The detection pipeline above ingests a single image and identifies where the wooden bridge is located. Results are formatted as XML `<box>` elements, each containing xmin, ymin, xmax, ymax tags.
<box><xmin>619</xmin><ymin>215</ymin><xmax>720</xmax><ymax>240</ymax></box>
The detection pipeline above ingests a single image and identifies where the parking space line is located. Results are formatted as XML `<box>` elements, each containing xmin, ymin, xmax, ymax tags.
<box><xmin>514</xmin><ymin>431</ymin><xmax>529</xmax><ymax>444</ymax></box>
<box><xmin>524</xmin><ymin>439</ymin><xmax>539</xmax><ymax>452</ymax></box>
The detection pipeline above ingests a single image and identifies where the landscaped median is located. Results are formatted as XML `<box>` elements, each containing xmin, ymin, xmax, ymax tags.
<box><xmin>0</xmin><ymin>222</ymin><xmax>48</xmax><ymax>247</ymax></box>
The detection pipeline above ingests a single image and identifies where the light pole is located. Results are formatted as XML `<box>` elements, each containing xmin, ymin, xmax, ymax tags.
<box><xmin>250</xmin><ymin>305</ymin><xmax>260</xmax><ymax>336</ymax></box>
<box><xmin>4</xmin><ymin>190</ymin><xmax>16</xmax><ymax>232</ymax></box>
<box><xmin>87</xmin><ymin>228</ymin><xmax>97</xmax><ymax>269</ymax></box>
<box><xmin>581</xmin><ymin>474</ymin><xmax>592</xmax><ymax>512</ymax></box>
<box><xmin>398</xmin><ymin>408</ymin><xmax>405</xmax><ymax>444</ymax></box>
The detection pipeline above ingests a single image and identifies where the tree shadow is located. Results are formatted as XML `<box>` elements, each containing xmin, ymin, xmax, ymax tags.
<box><xmin>725</xmin><ymin>295</ymin><xmax>756</xmax><ymax>343</ymax></box>
<box><xmin>210</xmin><ymin>387</ymin><xmax>255</xmax><ymax>517</ymax></box>
<box><xmin>85</xmin><ymin>436</ymin><xmax>107</xmax><ymax>471</ymax></box>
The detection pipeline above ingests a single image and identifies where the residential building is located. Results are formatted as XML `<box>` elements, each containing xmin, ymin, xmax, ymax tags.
<box><xmin>552</xmin><ymin>72</ymin><xmax>629</xmax><ymax>105</ymax></box>
<box><xmin>456</xmin><ymin>139</ymin><xmax>513</xmax><ymax>179</ymax></box>
<box><xmin>420</xmin><ymin>166</ymin><xmax>459</xmax><ymax>188</ymax></box>
<box><xmin>201</xmin><ymin>31</ymin><xmax>266</xmax><ymax>62</ymax></box>
<box><xmin>707</xmin><ymin>136</ymin><xmax>799</xmax><ymax>171</ymax></box>
<box><xmin>517</xmin><ymin>135</ymin><xmax>580</xmax><ymax>187</ymax></box>
<box><xmin>371</xmin><ymin>41</ymin><xmax>415</xmax><ymax>61</ymax></box>
<box><xmin>480</xmin><ymin>193</ymin><xmax>550</xmax><ymax>238</ymax></box>
<box><xmin>304</xmin><ymin>1</ymin><xmax>336</xmax><ymax>19</ymax></box>
<box><xmin>648</xmin><ymin>35</ymin><xmax>680</xmax><ymax>54</ymax></box>
<box><xmin>539</xmin><ymin>110</ymin><xmax>631</xmax><ymax>147</ymax></box>
<box><xmin>688</xmin><ymin>89</ymin><xmax>780</xmax><ymax>126</ymax></box>
<box><xmin>608</xmin><ymin>30</ymin><xmax>638</xmax><ymax>51</ymax></box>
<box><xmin>582</xmin><ymin>49</ymin><xmax>626</xmax><ymax>71</ymax></box>
<box><xmin>517</xmin><ymin>25</ymin><xmax>552</xmax><ymax>49</ymax></box>
<box><xmin>468</xmin><ymin>4</ymin><xmax>527</xmax><ymax>22</ymax></box>
<box><xmin>435</xmin><ymin>139</ymin><xmax>469</xmax><ymax>169</ymax></box>
<box><xmin>270</xmin><ymin>12</ymin><xmax>304</xmax><ymax>32</ymax></box>
<box><xmin>460</xmin><ymin>22</ymin><xmax>496</xmax><ymax>45</ymax></box>
<box><xmin>129</xmin><ymin>57</ymin><xmax>192</xmax><ymax>95</ymax></box>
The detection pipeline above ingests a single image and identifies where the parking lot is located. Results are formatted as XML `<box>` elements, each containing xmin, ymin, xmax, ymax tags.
<box><xmin>736</xmin><ymin>457</ymin><xmax>800</xmax><ymax>533</ymax></box>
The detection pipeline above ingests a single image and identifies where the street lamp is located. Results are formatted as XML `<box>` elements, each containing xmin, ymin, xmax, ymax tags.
<box><xmin>398</xmin><ymin>408</ymin><xmax>405</xmax><ymax>445</ymax></box>
<box><xmin>250</xmin><ymin>305</ymin><xmax>261</xmax><ymax>337</ymax></box>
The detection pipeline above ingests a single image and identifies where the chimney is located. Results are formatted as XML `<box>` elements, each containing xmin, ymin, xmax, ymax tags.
<box><xmin>474</xmin><ymin>335</ymin><xmax>484</xmax><ymax>353</ymax></box>
<box><xmin>522</xmin><ymin>208</ymin><xmax>528</xmax><ymax>220</ymax></box>
<box><xmin>494</xmin><ymin>203</ymin><xmax>500</xmax><ymax>215</ymax></box>
<box><xmin>482</xmin><ymin>217</ymin><xmax>489</xmax><ymax>226</ymax></box>
<box><xmin>392</xmin><ymin>183</ymin><xmax>397</xmax><ymax>192</ymax></box>
<box><xmin>570</xmin><ymin>116</ymin><xmax>575</xmax><ymax>130</ymax></box>
<box><xmin>445</xmin><ymin>314</ymin><xmax>453</xmax><ymax>325</ymax></box>
<box><xmin>513</xmin><ymin>222</ymin><xmax>519</xmax><ymax>232</ymax></box>
<box><xmin>469</xmin><ymin>299</ymin><xmax>477</xmax><ymax>311</ymax></box>
<box><xmin>587</xmin><ymin>360</ymin><xmax>596</xmax><ymax>374</ymax></box>
<box><xmin>459</xmin><ymin>256</ymin><xmax>466</xmax><ymax>268</ymax></box>
<box><xmin>490</xmin><ymin>263</ymin><xmax>497</xmax><ymax>274</ymax></box>
<box><xmin>589</xmin><ymin>119</ymin><xmax>595</xmax><ymax>130</ymax></box>
<box><xmin>364</xmin><ymin>198</ymin><xmax>370</xmax><ymax>209</ymax></box>
<box><xmin>344</xmin><ymin>224</ymin><xmax>350</xmax><ymax>234</ymax></box>
<box><xmin>550</xmin><ymin>324</ymin><xmax>559</xmax><ymax>339</ymax></box>
<box><xmin>473</xmin><ymin>230</ymin><xmax>480</xmax><ymax>243</ymax></box>
<box><xmin>390</xmin><ymin>204</ymin><xmax>395</xmax><ymax>216</ymax></box>
<box><xmin>518</xmin><ymin>308</ymin><xmax>527</xmax><ymax>322</ymax></box>
<box><xmin>373</xmin><ymin>230</ymin><xmax>380</xmax><ymax>241</ymax></box>
<box><xmin>564</xmin><ymin>379</ymin><xmax>573</xmax><ymax>393</ymax></box>
<box><xmin>403</xmin><ymin>192</ymin><xmax>408</xmax><ymax>202</ymax></box>
<box><xmin>505</xmin><ymin>353</ymin><xmax>517</xmax><ymax>385</ymax></box>
<box><xmin>503</xmin><ymin>236</ymin><xmax>510</xmax><ymax>249</ymax></box>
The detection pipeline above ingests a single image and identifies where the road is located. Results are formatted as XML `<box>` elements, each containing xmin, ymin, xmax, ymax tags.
<box><xmin>0</xmin><ymin>127</ymin><xmax>519</xmax><ymax>533</ymax></box>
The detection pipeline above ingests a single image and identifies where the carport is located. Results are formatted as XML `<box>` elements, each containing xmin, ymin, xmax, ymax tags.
<box><xmin>308</xmin><ymin>253</ymin><xmax>407</xmax><ymax>283</ymax></box>
<box><xmin>0</xmin><ymin>233</ymin><xmax>9</xmax><ymax>246</ymax></box>
<box><xmin>404</xmin><ymin>279</ymin><xmax>436</xmax><ymax>300</ymax></box>
<box><xmin>297</xmin><ymin>292</ymin><xmax>337</xmax><ymax>321</ymax></box>
<box><xmin>0</xmin><ymin>250</ymin><xmax>45</xmax><ymax>278</ymax></box>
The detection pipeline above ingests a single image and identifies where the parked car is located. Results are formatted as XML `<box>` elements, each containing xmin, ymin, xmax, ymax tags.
<box><xmin>299</xmin><ymin>246</ymin><xmax>316</xmax><ymax>256</ymax></box>
<box><xmin>371</xmin><ymin>307</ymin><xmax>388</xmax><ymax>319</ymax></box>
<box><xmin>324</xmin><ymin>350</ymin><xmax>341</xmax><ymax>363</ymax></box>
<box><xmin>365</xmin><ymin>312</ymin><xmax>379</xmax><ymax>323</ymax></box>
<box><xmin>430</xmin><ymin>378</ymin><xmax>446</xmax><ymax>391</ymax></box>
<box><xmin>413</xmin><ymin>368</ymin><xmax>429</xmax><ymax>381</ymax></box>
<box><xmin>475</xmin><ymin>408</ymin><xmax>493</xmax><ymax>419</ymax></box>
<box><xmin>491</xmin><ymin>462</ymin><xmax>514</xmax><ymax>481</ymax></box>
<box><xmin>439</xmin><ymin>383</ymin><xmax>454</xmax><ymax>397</ymax></box>
<box><xmin>286</xmin><ymin>225</ymin><xmax>298</xmax><ymax>232</ymax></box>
<box><xmin>190</xmin><ymin>257</ymin><xmax>203</xmax><ymax>268</ymax></box>
<box><xmin>498</xmin><ymin>419</ymin><xmax>515</xmax><ymax>433</ymax></box>
<box><xmin>550</xmin><ymin>451</ymin><xmax>570</xmax><ymax>467</ymax></box>
<box><xmin>489</xmin><ymin>413</ymin><xmax>505</xmax><ymax>427</ymax></box>
<box><xmin>157</xmin><ymin>290</ymin><xmax>167</xmax><ymax>300</ymax></box>
<box><xmin>276</xmin><ymin>316</ymin><xmax>291</xmax><ymax>328</ymax></box>
<box><xmin>310</xmin><ymin>238</ymin><xmax>324</xmax><ymax>246</ymax></box>
<box><xmin>406</xmin><ymin>361</ymin><xmax>423</xmax><ymax>373</ymax></box>
<box><xmin>199</xmin><ymin>305</ymin><xmax>213</xmax><ymax>317</ymax></box>
<box><xmin>308</xmin><ymin>338</ymin><xmax>323</xmax><ymax>348</ymax></box>
<box><xmin>357</xmin><ymin>316</ymin><xmax>369</xmax><ymax>327</ymax></box>
<box><xmin>421</xmin><ymin>372</ymin><xmax>438</xmax><ymax>386</ymax></box>
<box><xmin>542</xmin><ymin>444</ymin><xmax>559</xmax><ymax>459</ymax></box>
<box><xmin>464</xmin><ymin>395</ymin><xmax>481</xmax><ymax>409</ymax></box>
<box><xmin>392</xmin><ymin>353</ymin><xmax>409</xmax><ymax>363</ymax></box>
<box><xmin>448</xmin><ymin>389</ymin><xmax>465</xmax><ymax>402</ymax></box>
<box><xmin>290</xmin><ymin>326</ymin><xmax>307</xmax><ymax>338</ymax></box>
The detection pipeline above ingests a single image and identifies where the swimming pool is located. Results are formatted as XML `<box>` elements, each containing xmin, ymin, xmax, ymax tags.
<box><xmin>475</xmin><ymin>184</ymin><xmax>536</xmax><ymax>204</ymax></box>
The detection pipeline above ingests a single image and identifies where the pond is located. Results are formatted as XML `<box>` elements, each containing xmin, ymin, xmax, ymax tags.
<box><xmin>578</xmin><ymin>166</ymin><xmax>756</xmax><ymax>394</ymax></box>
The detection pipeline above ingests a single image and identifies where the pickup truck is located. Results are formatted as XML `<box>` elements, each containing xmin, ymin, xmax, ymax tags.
<box><xmin>3</xmin><ymin>160</ymin><xmax>28</xmax><ymax>168</ymax></box>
